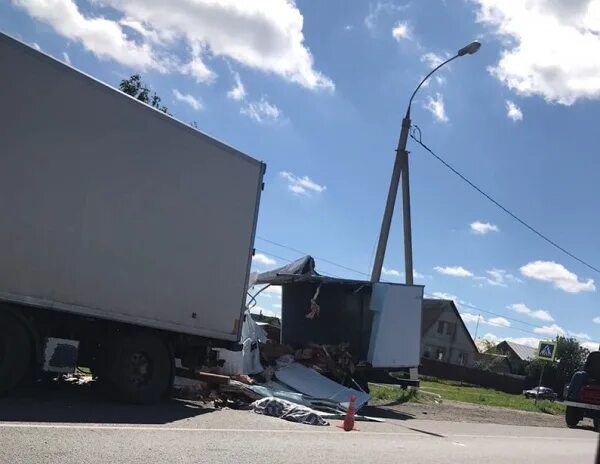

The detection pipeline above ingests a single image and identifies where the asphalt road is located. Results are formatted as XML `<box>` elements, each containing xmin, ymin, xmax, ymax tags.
<box><xmin>1</xmin><ymin>384</ymin><xmax>598</xmax><ymax>464</ymax></box>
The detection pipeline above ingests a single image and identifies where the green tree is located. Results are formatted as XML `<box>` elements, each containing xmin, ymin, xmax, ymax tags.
<box><xmin>555</xmin><ymin>336</ymin><xmax>589</xmax><ymax>382</ymax></box>
<box><xmin>118</xmin><ymin>74</ymin><xmax>169</xmax><ymax>114</ymax></box>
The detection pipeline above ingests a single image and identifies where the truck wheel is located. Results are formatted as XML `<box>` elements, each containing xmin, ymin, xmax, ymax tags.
<box><xmin>105</xmin><ymin>333</ymin><xmax>173</xmax><ymax>404</ymax></box>
<box><xmin>565</xmin><ymin>406</ymin><xmax>581</xmax><ymax>428</ymax></box>
<box><xmin>594</xmin><ymin>418</ymin><xmax>600</xmax><ymax>433</ymax></box>
<box><xmin>0</xmin><ymin>312</ymin><xmax>33</xmax><ymax>395</ymax></box>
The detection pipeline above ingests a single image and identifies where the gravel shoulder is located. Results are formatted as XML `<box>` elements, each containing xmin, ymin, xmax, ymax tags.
<box><xmin>369</xmin><ymin>399</ymin><xmax>594</xmax><ymax>429</ymax></box>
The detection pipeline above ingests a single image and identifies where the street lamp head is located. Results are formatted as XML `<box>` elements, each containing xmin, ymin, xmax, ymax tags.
<box><xmin>457</xmin><ymin>41</ymin><xmax>481</xmax><ymax>56</ymax></box>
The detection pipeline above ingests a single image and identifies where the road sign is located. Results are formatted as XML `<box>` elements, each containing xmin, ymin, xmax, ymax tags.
<box><xmin>537</xmin><ymin>341</ymin><xmax>557</xmax><ymax>362</ymax></box>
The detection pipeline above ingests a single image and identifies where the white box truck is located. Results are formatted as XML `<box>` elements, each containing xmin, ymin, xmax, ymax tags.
<box><xmin>0</xmin><ymin>33</ymin><xmax>265</xmax><ymax>403</ymax></box>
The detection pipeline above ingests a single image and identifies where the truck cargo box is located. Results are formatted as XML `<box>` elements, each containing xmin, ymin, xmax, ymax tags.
<box><xmin>0</xmin><ymin>33</ymin><xmax>264</xmax><ymax>342</ymax></box>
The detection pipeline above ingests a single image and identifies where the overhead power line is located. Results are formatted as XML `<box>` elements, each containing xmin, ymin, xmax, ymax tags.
<box><xmin>257</xmin><ymin>237</ymin><xmax>545</xmax><ymax>333</ymax></box>
<box><xmin>460</xmin><ymin>302</ymin><xmax>541</xmax><ymax>330</ymax></box>
<box><xmin>410</xmin><ymin>126</ymin><xmax>600</xmax><ymax>276</ymax></box>
<box><xmin>256</xmin><ymin>236</ymin><xmax>372</xmax><ymax>278</ymax></box>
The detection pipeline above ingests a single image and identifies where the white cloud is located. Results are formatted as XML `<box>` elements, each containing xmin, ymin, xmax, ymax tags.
<box><xmin>252</xmin><ymin>253</ymin><xmax>276</xmax><ymax>266</ymax></box>
<box><xmin>421</xmin><ymin>52</ymin><xmax>445</xmax><ymax>69</ymax></box>
<box><xmin>172</xmin><ymin>89</ymin><xmax>202</xmax><ymax>111</ymax></box>
<box><xmin>508</xmin><ymin>303</ymin><xmax>554</xmax><ymax>321</ymax></box>
<box><xmin>482</xmin><ymin>333</ymin><xmax>541</xmax><ymax>348</ymax></box>
<box><xmin>344</xmin><ymin>25</ymin><xmax>353</xmax><ymax>31</ymax></box>
<box><xmin>382</xmin><ymin>267</ymin><xmax>401</xmax><ymax>277</ymax></box>
<box><xmin>14</xmin><ymin>0</ymin><xmax>163</xmax><ymax>70</ymax></box>
<box><xmin>249</xmin><ymin>305</ymin><xmax>278</xmax><ymax>318</ymax></box>
<box><xmin>14</xmin><ymin>0</ymin><xmax>332</xmax><ymax>90</ymax></box>
<box><xmin>520</xmin><ymin>261</ymin><xmax>596</xmax><ymax>293</ymax></box>
<box><xmin>488</xmin><ymin>317</ymin><xmax>511</xmax><ymax>327</ymax></box>
<box><xmin>61</xmin><ymin>51</ymin><xmax>71</xmax><ymax>64</ymax></box>
<box><xmin>430</xmin><ymin>292</ymin><xmax>464</xmax><ymax>309</ymax></box>
<box><xmin>365</xmin><ymin>2</ymin><xmax>409</xmax><ymax>30</ymax></box>
<box><xmin>392</xmin><ymin>21</ymin><xmax>411</xmax><ymax>41</ymax></box>
<box><xmin>263</xmin><ymin>285</ymin><xmax>282</xmax><ymax>296</ymax></box>
<box><xmin>505</xmin><ymin>100</ymin><xmax>523</xmax><ymax>121</ymax></box>
<box><xmin>272</xmin><ymin>303</ymin><xmax>282</xmax><ymax>309</ymax></box>
<box><xmin>594</xmin><ymin>317</ymin><xmax>600</xmax><ymax>324</ymax></box>
<box><xmin>227</xmin><ymin>72</ymin><xmax>246</xmax><ymax>101</ymax></box>
<box><xmin>583</xmin><ymin>341</ymin><xmax>600</xmax><ymax>351</ymax></box>
<box><xmin>31</xmin><ymin>41</ymin><xmax>41</xmax><ymax>51</ymax></box>
<box><xmin>119</xmin><ymin>17</ymin><xmax>171</xmax><ymax>44</ymax></box>
<box><xmin>470</xmin><ymin>221</ymin><xmax>499</xmax><ymax>235</ymax></box>
<box><xmin>241</xmin><ymin>97</ymin><xmax>281</xmax><ymax>123</ymax></box>
<box><xmin>424</xmin><ymin>93</ymin><xmax>448</xmax><ymax>122</ymax></box>
<box><xmin>461</xmin><ymin>312</ymin><xmax>482</xmax><ymax>324</ymax></box>
<box><xmin>384</xmin><ymin>267</ymin><xmax>426</xmax><ymax>279</ymax></box>
<box><xmin>534</xmin><ymin>323</ymin><xmax>566</xmax><ymax>337</ymax></box>
<box><xmin>434</xmin><ymin>266</ymin><xmax>473</xmax><ymax>277</ymax></box>
<box><xmin>184</xmin><ymin>56</ymin><xmax>217</xmax><ymax>83</ymax></box>
<box><xmin>473</xmin><ymin>0</ymin><xmax>600</xmax><ymax>105</ymax></box>
<box><xmin>280</xmin><ymin>171</ymin><xmax>326</xmax><ymax>196</ymax></box>
<box><xmin>571</xmin><ymin>332</ymin><xmax>591</xmax><ymax>340</ymax></box>
<box><xmin>460</xmin><ymin>314</ymin><xmax>510</xmax><ymax>327</ymax></box>
<box><xmin>484</xmin><ymin>269</ymin><xmax>516</xmax><ymax>287</ymax></box>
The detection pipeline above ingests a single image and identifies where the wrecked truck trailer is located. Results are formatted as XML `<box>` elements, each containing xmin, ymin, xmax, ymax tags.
<box><xmin>250</xmin><ymin>256</ymin><xmax>423</xmax><ymax>389</ymax></box>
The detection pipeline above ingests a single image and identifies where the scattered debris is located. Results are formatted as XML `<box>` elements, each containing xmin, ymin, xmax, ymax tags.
<box><xmin>305</xmin><ymin>284</ymin><xmax>321</xmax><ymax>319</ymax></box>
<box><xmin>252</xmin><ymin>397</ymin><xmax>329</xmax><ymax>426</ymax></box>
<box><xmin>231</xmin><ymin>374</ymin><xmax>255</xmax><ymax>385</ymax></box>
<box><xmin>274</xmin><ymin>361</ymin><xmax>370</xmax><ymax>411</ymax></box>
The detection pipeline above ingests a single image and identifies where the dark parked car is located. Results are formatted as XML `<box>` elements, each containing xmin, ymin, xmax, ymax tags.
<box><xmin>523</xmin><ymin>386</ymin><xmax>557</xmax><ymax>400</ymax></box>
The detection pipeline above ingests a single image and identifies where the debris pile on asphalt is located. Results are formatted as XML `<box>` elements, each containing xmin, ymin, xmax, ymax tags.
<box><xmin>172</xmin><ymin>309</ymin><xmax>373</xmax><ymax>426</ymax></box>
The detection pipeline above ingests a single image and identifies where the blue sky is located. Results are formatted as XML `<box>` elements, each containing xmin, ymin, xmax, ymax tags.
<box><xmin>3</xmin><ymin>0</ymin><xmax>600</xmax><ymax>349</ymax></box>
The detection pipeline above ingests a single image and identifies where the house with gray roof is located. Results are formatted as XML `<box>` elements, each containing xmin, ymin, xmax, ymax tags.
<box><xmin>494</xmin><ymin>340</ymin><xmax>536</xmax><ymax>375</ymax></box>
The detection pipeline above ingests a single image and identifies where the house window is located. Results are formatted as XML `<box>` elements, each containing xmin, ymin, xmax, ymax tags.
<box><xmin>424</xmin><ymin>346</ymin><xmax>432</xmax><ymax>359</ymax></box>
<box><xmin>457</xmin><ymin>352</ymin><xmax>465</xmax><ymax>365</ymax></box>
<box><xmin>437</xmin><ymin>321</ymin><xmax>445</xmax><ymax>334</ymax></box>
<box><xmin>446</xmin><ymin>322</ymin><xmax>455</xmax><ymax>336</ymax></box>
<box><xmin>436</xmin><ymin>348</ymin><xmax>445</xmax><ymax>361</ymax></box>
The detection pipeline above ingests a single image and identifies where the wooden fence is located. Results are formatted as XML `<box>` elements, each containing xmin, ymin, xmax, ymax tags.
<box><xmin>420</xmin><ymin>358</ymin><xmax>526</xmax><ymax>394</ymax></box>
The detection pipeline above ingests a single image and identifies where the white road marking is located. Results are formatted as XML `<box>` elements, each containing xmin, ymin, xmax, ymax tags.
<box><xmin>0</xmin><ymin>422</ymin><xmax>595</xmax><ymax>441</ymax></box>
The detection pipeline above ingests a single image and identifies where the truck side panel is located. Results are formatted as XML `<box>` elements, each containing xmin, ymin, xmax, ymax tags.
<box><xmin>0</xmin><ymin>34</ymin><xmax>263</xmax><ymax>341</ymax></box>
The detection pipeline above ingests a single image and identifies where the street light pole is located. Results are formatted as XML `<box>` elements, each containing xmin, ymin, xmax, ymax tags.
<box><xmin>370</xmin><ymin>41</ymin><xmax>481</xmax><ymax>284</ymax></box>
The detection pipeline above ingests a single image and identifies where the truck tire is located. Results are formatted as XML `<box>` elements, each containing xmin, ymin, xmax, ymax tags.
<box><xmin>105</xmin><ymin>333</ymin><xmax>173</xmax><ymax>404</ymax></box>
<box><xmin>594</xmin><ymin>418</ymin><xmax>600</xmax><ymax>433</ymax></box>
<box><xmin>565</xmin><ymin>406</ymin><xmax>582</xmax><ymax>428</ymax></box>
<box><xmin>0</xmin><ymin>312</ymin><xmax>33</xmax><ymax>395</ymax></box>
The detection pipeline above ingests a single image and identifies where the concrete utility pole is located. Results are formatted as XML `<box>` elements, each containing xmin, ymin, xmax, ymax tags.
<box><xmin>370</xmin><ymin>41</ymin><xmax>482</xmax><ymax>285</ymax></box>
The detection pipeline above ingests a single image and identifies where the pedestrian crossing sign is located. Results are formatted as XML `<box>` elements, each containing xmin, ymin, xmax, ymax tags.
<box><xmin>537</xmin><ymin>341</ymin><xmax>557</xmax><ymax>361</ymax></box>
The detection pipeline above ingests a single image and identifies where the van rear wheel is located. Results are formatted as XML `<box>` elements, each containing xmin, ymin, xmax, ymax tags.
<box><xmin>0</xmin><ymin>312</ymin><xmax>33</xmax><ymax>395</ymax></box>
<box><xmin>105</xmin><ymin>333</ymin><xmax>173</xmax><ymax>404</ymax></box>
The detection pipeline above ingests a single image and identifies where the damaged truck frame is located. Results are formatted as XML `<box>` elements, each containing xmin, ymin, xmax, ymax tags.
<box><xmin>250</xmin><ymin>256</ymin><xmax>424</xmax><ymax>392</ymax></box>
<box><xmin>0</xmin><ymin>33</ymin><xmax>265</xmax><ymax>403</ymax></box>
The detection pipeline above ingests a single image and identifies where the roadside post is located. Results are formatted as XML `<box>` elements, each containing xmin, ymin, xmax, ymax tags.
<box><xmin>534</xmin><ymin>341</ymin><xmax>558</xmax><ymax>404</ymax></box>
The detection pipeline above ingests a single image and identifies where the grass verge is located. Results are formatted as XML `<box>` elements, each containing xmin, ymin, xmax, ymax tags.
<box><xmin>369</xmin><ymin>384</ymin><xmax>420</xmax><ymax>404</ymax></box>
<box><xmin>370</xmin><ymin>377</ymin><xmax>565</xmax><ymax>415</ymax></box>
<box><xmin>419</xmin><ymin>378</ymin><xmax>565</xmax><ymax>415</ymax></box>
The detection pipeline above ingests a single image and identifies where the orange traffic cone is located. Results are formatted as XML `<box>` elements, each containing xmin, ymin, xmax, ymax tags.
<box><xmin>339</xmin><ymin>394</ymin><xmax>357</xmax><ymax>431</ymax></box>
